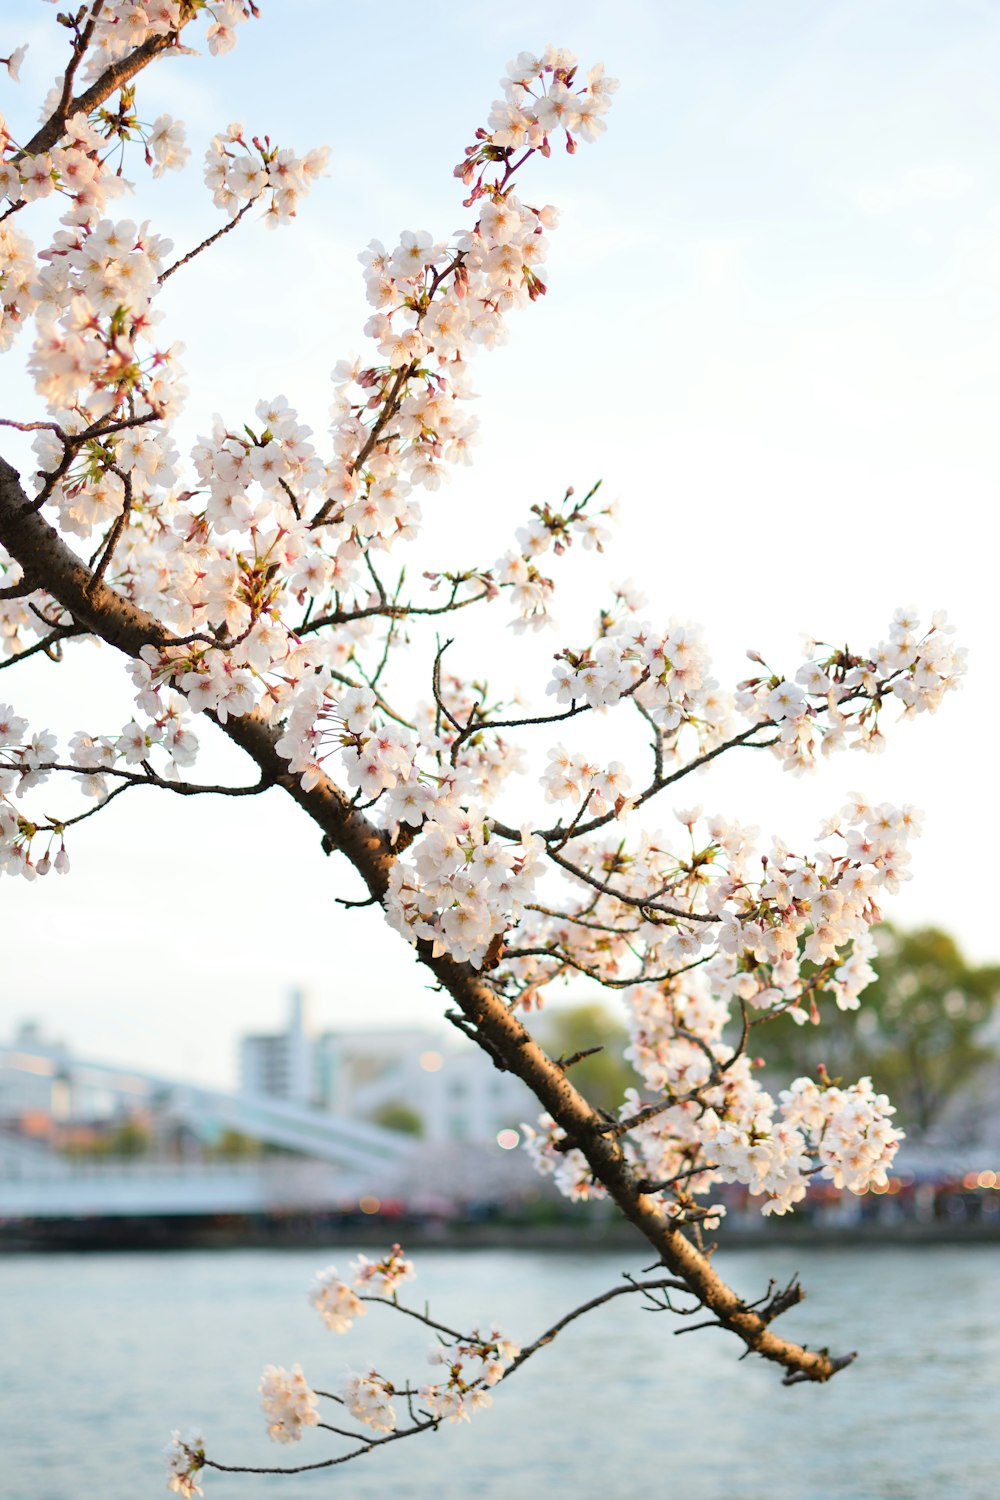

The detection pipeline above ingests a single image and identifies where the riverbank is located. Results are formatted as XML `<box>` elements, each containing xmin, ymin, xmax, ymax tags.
<box><xmin>4</xmin><ymin>1210</ymin><xmax>999</xmax><ymax>1252</ymax></box>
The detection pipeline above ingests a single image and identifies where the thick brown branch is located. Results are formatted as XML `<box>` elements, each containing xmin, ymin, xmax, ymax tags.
<box><xmin>0</xmin><ymin>578</ymin><xmax>38</xmax><ymax>600</ymax></box>
<box><xmin>0</xmin><ymin>451</ymin><xmax>851</xmax><ymax>1386</ymax></box>
<box><xmin>21</xmin><ymin>31</ymin><xmax>185</xmax><ymax>159</ymax></box>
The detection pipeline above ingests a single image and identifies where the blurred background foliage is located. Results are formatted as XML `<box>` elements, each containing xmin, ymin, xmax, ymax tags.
<box><xmin>538</xmin><ymin>1002</ymin><xmax>638</xmax><ymax>1114</ymax></box>
<box><xmin>540</xmin><ymin>927</ymin><xmax>1000</xmax><ymax>1139</ymax></box>
<box><xmin>757</xmin><ymin>926</ymin><xmax>1000</xmax><ymax>1134</ymax></box>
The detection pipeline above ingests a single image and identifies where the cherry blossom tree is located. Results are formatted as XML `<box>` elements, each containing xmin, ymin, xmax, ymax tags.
<box><xmin>0</xmin><ymin>7</ymin><xmax>966</xmax><ymax>1495</ymax></box>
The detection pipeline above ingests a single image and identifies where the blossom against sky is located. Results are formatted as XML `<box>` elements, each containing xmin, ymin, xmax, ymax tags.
<box><xmin>1</xmin><ymin>1</ymin><xmax>997</xmax><ymax>1086</ymax></box>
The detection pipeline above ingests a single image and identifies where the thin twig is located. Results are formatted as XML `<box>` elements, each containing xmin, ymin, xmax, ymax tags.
<box><xmin>158</xmin><ymin>196</ymin><xmax>261</xmax><ymax>283</ymax></box>
<box><xmin>86</xmin><ymin>465</ymin><xmax>132</xmax><ymax>592</ymax></box>
<box><xmin>0</xmin><ymin>625</ymin><xmax>82</xmax><ymax>670</ymax></box>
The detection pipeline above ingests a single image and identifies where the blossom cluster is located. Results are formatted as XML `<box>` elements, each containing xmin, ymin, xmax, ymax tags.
<box><xmin>491</xmin><ymin>486</ymin><xmax>616</xmax><ymax>630</ymax></box>
<box><xmin>781</xmin><ymin>1074</ymin><xmax>902</xmax><ymax>1192</ymax></box>
<box><xmin>0</xmin><ymin>695</ymin><xmax>199</xmax><ymax>877</ymax></box>
<box><xmin>420</xmin><ymin>1327</ymin><xmax>521</xmax><ymax>1424</ymax></box>
<box><xmin>274</xmin><ymin>674</ymin><xmax>409</xmax><ymax>798</ymax></box>
<box><xmin>306</xmin><ymin>1244</ymin><xmax>415</xmax><ymax>1334</ymax></box>
<box><xmin>23</xmin><ymin>206</ymin><xmax>183</xmax><ymax>463</ymax></box>
<box><xmin>521</xmin><ymin>794</ymin><xmax>917</xmax><ymax>1215</ymax></box>
<box><xmin>204</xmin><ymin>123</ymin><xmax>328</xmax><ymax>225</ymax></box>
<box><xmin>337</xmin><ymin>1327</ymin><xmax>520</xmax><ymax>1435</ymax></box>
<box><xmin>271</xmin><ymin>656</ymin><xmax>532</xmax><ymax>821</ymax></box>
<box><xmin>260</xmin><ymin>1247</ymin><xmax>518</xmax><ymax>1449</ymax></box>
<box><xmin>1</xmin><ymin>110</ymin><xmax>127</xmax><ymax>230</ymax></box>
<box><xmin>341</xmin><ymin>1368</ymin><xmax>399</xmax><ymax>1434</ymax></box>
<box><xmin>523</xmin><ymin>1113</ymin><xmax>610</xmax><ymax>1202</ymax></box>
<box><xmin>0</xmin><ymin>220</ymin><xmax>36</xmax><ymax>353</ymax></box>
<box><xmin>548</xmin><ymin>619</ymin><xmax>724</xmax><ymax>731</ymax></box>
<box><xmin>164</xmin><ymin>1430</ymin><xmax>205</xmax><ymax>1499</ymax></box>
<box><xmin>259</xmin><ymin>1251</ymin><xmax>418</xmax><ymax>1449</ymax></box>
<box><xmin>738</xmin><ymin>608</ymin><xmax>966</xmax><ymax>768</ymax></box>
<box><xmin>1</xmin><ymin>106</ymin><xmax>188</xmax><ymax>220</ymax></box>
<box><xmin>542</xmin><ymin>608</ymin><xmax>963</xmax><ymax>775</ymax></box>
<box><xmin>0</xmin><ymin>706</ymin><xmax>65</xmax><ymax>877</ymax></box>
<box><xmin>501</xmin><ymin>784</ymin><xmax>922</xmax><ymax>1006</ymax></box>
<box><xmin>348</xmin><ymin>1243</ymin><xmax>416</xmax><ymax>1297</ymax></box>
<box><xmin>258</xmin><ymin>1363</ymin><xmax>319</xmax><ymax>1445</ymax></box>
<box><xmin>475</xmin><ymin>48</ymin><xmax>618</xmax><ymax>164</ymax></box>
<box><xmin>0</xmin><ymin>43</ymin><xmax>619</xmax><ymax>794</ymax></box>
<box><xmin>541</xmin><ymin>745</ymin><xmax>632</xmax><ymax>818</ymax></box>
<box><xmin>71</xmin><ymin>707</ymin><xmax>198</xmax><ymax>796</ymax></box>
<box><xmin>385</xmin><ymin>810</ymin><xmax>545</xmax><ymax>967</ymax></box>
<box><xmin>308</xmin><ymin>1265</ymin><xmax>366</xmax><ymax>1334</ymax></box>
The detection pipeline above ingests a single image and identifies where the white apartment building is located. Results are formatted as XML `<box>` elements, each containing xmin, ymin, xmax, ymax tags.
<box><xmin>240</xmin><ymin>994</ymin><xmax>532</xmax><ymax>1145</ymax></box>
<box><xmin>239</xmin><ymin>990</ymin><xmax>316</xmax><ymax>1107</ymax></box>
<box><xmin>315</xmin><ymin>1027</ymin><xmax>531</xmax><ymax>1145</ymax></box>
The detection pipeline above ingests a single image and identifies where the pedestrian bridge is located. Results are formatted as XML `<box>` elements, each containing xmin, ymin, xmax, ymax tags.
<box><xmin>0</xmin><ymin>1137</ymin><xmax>390</xmax><ymax>1218</ymax></box>
<box><xmin>0</xmin><ymin>1042</ymin><xmax>417</xmax><ymax>1218</ymax></box>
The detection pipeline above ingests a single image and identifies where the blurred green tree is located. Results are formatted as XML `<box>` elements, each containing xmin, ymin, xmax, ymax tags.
<box><xmin>371</xmin><ymin>1101</ymin><xmax>425</xmax><ymax>1136</ymax></box>
<box><xmin>211</xmin><ymin>1128</ymin><xmax>262</xmax><ymax>1158</ymax></box>
<box><xmin>538</xmin><ymin>1002</ymin><xmax>639</xmax><ymax>1114</ymax></box>
<box><xmin>759</xmin><ymin>926</ymin><xmax>1000</xmax><ymax>1135</ymax></box>
<box><xmin>108</xmin><ymin>1118</ymin><xmax>151</xmax><ymax>1157</ymax></box>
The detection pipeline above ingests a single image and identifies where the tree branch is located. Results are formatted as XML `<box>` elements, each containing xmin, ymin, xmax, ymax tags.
<box><xmin>0</xmin><ymin>450</ymin><xmax>853</xmax><ymax>1386</ymax></box>
<box><xmin>505</xmin><ymin>1275</ymin><xmax>692</xmax><ymax>1377</ymax></box>
<box><xmin>2</xmin><ymin>759</ymin><xmax>276</xmax><ymax>800</ymax></box>
<box><xmin>203</xmin><ymin>1273</ymin><xmax>715</xmax><ymax>1477</ymax></box>
<box><xmin>21</xmin><ymin>30</ymin><xmax>186</xmax><ymax>159</ymax></box>
<box><xmin>158</xmin><ymin>196</ymin><xmax>262</xmax><ymax>284</ymax></box>
<box><xmin>0</xmin><ymin>624</ymin><xmax>82</xmax><ymax>670</ymax></box>
<box><xmin>51</xmin><ymin>1</ymin><xmax>106</xmax><ymax>133</ymax></box>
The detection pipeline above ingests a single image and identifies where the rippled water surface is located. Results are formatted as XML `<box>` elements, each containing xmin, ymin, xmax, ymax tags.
<box><xmin>3</xmin><ymin>1243</ymin><xmax>997</xmax><ymax>1499</ymax></box>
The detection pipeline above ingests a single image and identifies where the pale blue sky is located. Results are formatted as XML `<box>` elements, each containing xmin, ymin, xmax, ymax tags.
<box><xmin>1</xmin><ymin>1</ymin><xmax>998</xmax><ymax>1084</ymax></box>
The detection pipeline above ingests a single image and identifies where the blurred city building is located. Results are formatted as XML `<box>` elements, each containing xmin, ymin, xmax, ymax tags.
<box><xmin>240</xmin><ymin>989</ymin><xmax>316</xmax><ymax>1107</ymax></box>
<box><xmin>240</xmin><ymin>991</ymin><xmax>532</xmax><ymax>1145</ymax></box>
<box><xmin>0</xmin><ymin>1004</ymin><xmax>540</xmax><ymax>1231</ymax></box>
<box><xmin>6</xmin><ymin>1001</ymin><xmax>1000</xmax><ymax>1242</ymax></box>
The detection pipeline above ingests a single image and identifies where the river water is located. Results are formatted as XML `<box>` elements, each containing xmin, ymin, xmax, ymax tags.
<box><xmin>3</xmin><ymin>1244</ymin><xmax>997</xmax><ymax>1500</ymax></box>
